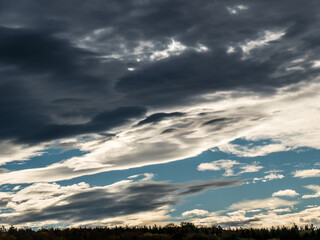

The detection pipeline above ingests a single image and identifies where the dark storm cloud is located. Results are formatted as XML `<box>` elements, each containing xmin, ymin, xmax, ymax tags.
<box><xmin>161</xmin><ymin>128</ymin><xmax>177</xmax><ymax>134</ymax></box>
<box><xmin>0</xmin><ymin>0</ymin><xmax>319</xmax><ymax>145</ymax></box>
<box><xmin>3</xmin><ymin>179</ymin><xmax>241</xmax><ymax>224</ymax></box>
<box><xmin>0</xmin><ymin>26</ymin><xmax>88</xmax><ymax>74</ymax></box>
<box><xmin>116</xmin><ymin>48</ymin><xmax>320</xmax><ymax>107</ymax></box>
<box><xmin>51</xmin><ymin>98</ymin><xmax>89</xmax><ymax>105</ymax></box>
<box><xmin>0</xmin><ymin>199</ymin><xmax>10</xmax><ymax>208</ymax></box>
<box><xmin>137</xmin><ymin>112</ymin><xmax>185</xmax><ymax>126</ymax></box>
<box><xmin>15</xmin><ymin>106</ymin><xmax>146</xmax><ymax>143</ymax></box>
<box><xmin>0</xmin><ymin>26</ymin><xmax>137</xmax><ymax>144</ymax></box>
<box><xmin>202</xmin><ymin>118</ymin><xmax>230</xmax><ymax>126</ymax></box>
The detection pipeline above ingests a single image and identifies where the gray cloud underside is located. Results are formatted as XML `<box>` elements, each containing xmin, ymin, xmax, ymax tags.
<box><xmin>0</xmin><ymin>0</ymin><xmax>319</xmax><ymax>145</ymax></box>
<box><xmin>0</xmin><ymin>179</ymin><xmax>240</xmax><ymax>225</ymax></box>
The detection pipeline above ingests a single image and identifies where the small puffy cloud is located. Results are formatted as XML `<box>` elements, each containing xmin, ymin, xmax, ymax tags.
<box><xmin>263</xmin><ymin>173</ymin><xmax>284</xmax><ymax>180</ymax></box>
<box><xmin>293</xmin><ymin>169</ymin><xmax>320</xmax><ymax>178</ymax></box>
<box><xmin>264</xmin><ymin>173</ymin><xmax>284</xmax><ymax>181</ymax></box>
<box><xmin>182</xmin><ymin>209</ymin><xmax>209</xmax><ymax>217</ymax></box>
<box><xmin>197</xmin><ymin>159</ymin><xmax>239</xmax><ymax>176</ymax></box>
<box><xmin>272</xmin><ymin>189</ymin><xmax>299</xmax><ymax>198</ymax></box>
<box><xmin>302</xmin><ymin>185</ymin><xmax>320</xmax><ymax>199</ymax></box>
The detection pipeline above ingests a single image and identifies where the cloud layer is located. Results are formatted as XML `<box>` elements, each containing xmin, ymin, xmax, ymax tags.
<box><xmin>0</xmin><ymin>175</ymin><xmax>240</xmax><ymax>227</ymax></box>
<box><xmin>0</xmin><ymin>0</ymin><xmax>320</xmax><ymax>228</ymax></box>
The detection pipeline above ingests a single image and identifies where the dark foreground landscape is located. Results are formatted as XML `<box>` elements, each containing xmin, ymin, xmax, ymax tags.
<box><xmin>1</xmin><ymin>223</ymin><xmax>320</xmax><ymax>240</ymax></box>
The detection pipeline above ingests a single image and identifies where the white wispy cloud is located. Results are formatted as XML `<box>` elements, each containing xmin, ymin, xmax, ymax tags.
<box><xmin>239</xmin><ymin>30</ymin><xmax>286</xmax><ymax>56</ymax></box>
<box><xmin>228</xmin><ymin>197</ymin><xmax>298</xmax><ymax>211</ymax></box>
<box><xmin>272</xmin><ymin>189</ymin><xmax>299</xmax><ymax>197</ymax></box>
<box><xmin>293</xmin><ymin>169</ymin><xmax>320</xmax><ymax>178</ymax></box>
<box><xmin>150</xmin><ymin>39</ymin><xmax>187</xmax><ymax>61</ymax></box>
<box><xmin>197</xmin><ymin>160</ymin><xmax>262</xmax><ymax>176</ymax></box>
<box><xmin>302</xmin><ymin>185</ymin><xmax>320</xmax><ymax>199</ymax></box>
<box><xmin>85</xmin><ymin>37</ymin><xmax>209</xmax><ymax>62</ymax></box>
<box><xmin>218</xmin><ymin>143</ymin><xmax>290</xmax><ymax>157</ymax></box>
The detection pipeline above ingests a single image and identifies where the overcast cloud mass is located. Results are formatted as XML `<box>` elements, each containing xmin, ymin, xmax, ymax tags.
<box><xmin>0</xmin><ymin>0</ymin><xmax>320</xmax><ymax>228</ymax></box>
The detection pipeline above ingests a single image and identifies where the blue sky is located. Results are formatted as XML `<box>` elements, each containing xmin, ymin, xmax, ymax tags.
<box><xmin>0</xmin><ymin>0</ymin><xmax>320</xmax><ymax>228</ymax></box>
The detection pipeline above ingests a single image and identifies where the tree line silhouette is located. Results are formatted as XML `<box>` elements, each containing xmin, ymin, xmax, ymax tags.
<box><xmin>0</xmin><ymin>223</ymin><xmax>319</xmax><ymax>240</ymax></box>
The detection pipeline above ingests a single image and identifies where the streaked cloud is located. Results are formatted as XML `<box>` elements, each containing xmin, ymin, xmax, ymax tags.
<box><xmin>0</xmin><ymin>176</ymin><xmax>240</xmax><ymax>227</ymax></box>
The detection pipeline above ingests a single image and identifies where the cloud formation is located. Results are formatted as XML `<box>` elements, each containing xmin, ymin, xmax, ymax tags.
<box><xmin>188</xmin><ymin>205</ymin><xmax>320</xmax><ymax>228</ymax></box>
<box><xmin>0</xmin><ymin>175</ymin><xmax>240</xmax><ymax>227</ymax></box>
<box><xmin>0</xmin><ymin>0</ymin><xmax>320</xmax><ymax>228</ymax></box>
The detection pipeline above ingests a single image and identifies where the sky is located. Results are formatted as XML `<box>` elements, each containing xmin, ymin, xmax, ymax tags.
<box><xmin>0</xmin><ymin>0</ymin><xmax>320</xmax><ymax>229</ymax></box>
